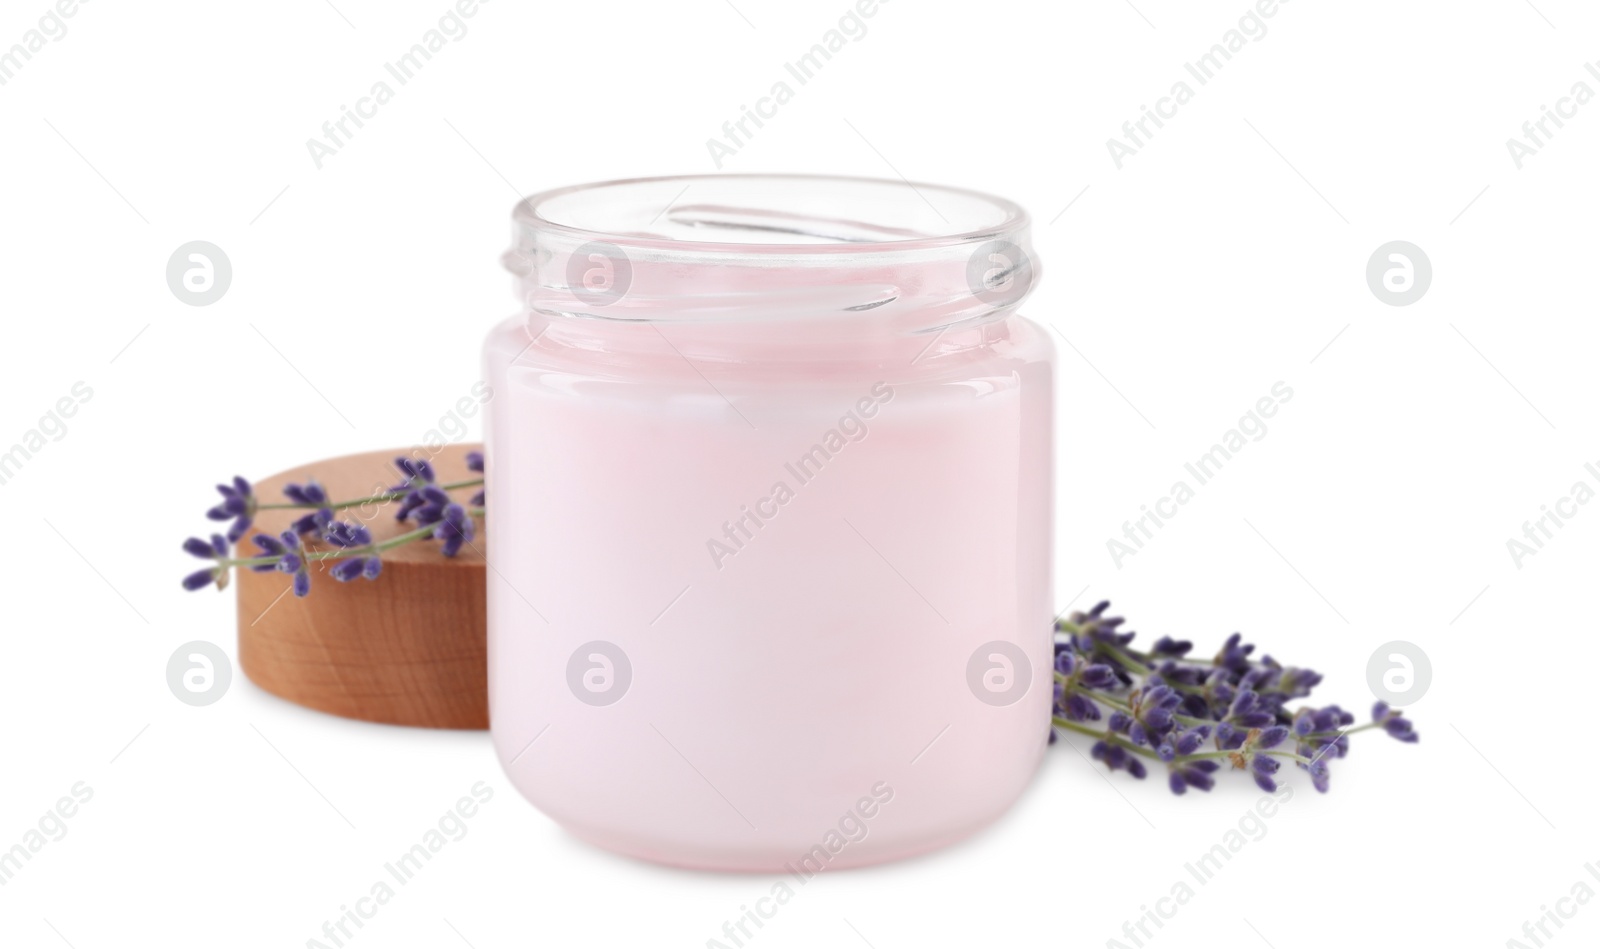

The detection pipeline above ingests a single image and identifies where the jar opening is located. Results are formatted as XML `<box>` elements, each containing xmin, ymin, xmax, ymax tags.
<box><xmin>506</xmin><ymin>174</ymin><xmax>1037</xmax><ymax>328</ymax></box>
<box><xmin>519</xmin><ymin>174</ymin><xmax>1026</xmax><ymax>251</ymax></box>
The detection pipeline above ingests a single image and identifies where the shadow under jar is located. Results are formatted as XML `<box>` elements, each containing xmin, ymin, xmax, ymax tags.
<box><xmin>484</xmin><ymin>174</ymin><xmax>1055</xmax><ymax>871</ymax></box>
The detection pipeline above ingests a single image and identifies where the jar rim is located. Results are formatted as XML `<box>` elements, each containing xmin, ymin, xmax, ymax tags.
<box><xmin>511</xmin><ymin>173</ymin><xmax>1030</xmax><ymax>260</ymax></box>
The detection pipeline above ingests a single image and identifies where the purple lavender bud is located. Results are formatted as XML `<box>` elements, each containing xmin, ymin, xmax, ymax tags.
<box><xmin>395</xmin><ymin>492</ymin><xmax>425</xmax><ymax>522</ymax></box>
<box><xmin>1240</xmin><ymin>666</ymin><xmax>1273</xmax><ymax>692</ymax></box>
<box><xmin>182</xmin><ymin>568</ymin><xmax>218</xmax><ymax>591</ymax></box>
<box><xmin>1308</xmin><ymin>757</ymin><xmax>1331</xmax><ymax>792</ymax></box>
<box><xmin>435</xmin><ymin>503</ymin><xmax>475</xmax><ymax>557</ymax></box>
<box><xmin>1081</xmin><ymin>663</ymin><xmax>1118</xmax><ymax>690</ymax></box>
<box><xmin>330</xmin><ymin>558</ymin><xmax>366</xmax><ymax>582</ymax></box>
<box><xmin>1383</xmin><ymin>715</ymin><xmax>1419</xmax><ymax>743</ymax></box>
<box><xmin>1257</xmin><ymin>725</ymin><xmax>1290</xmax><ymax>749</ymax></box>
<box><xmin>1065</xmin><ymin>694</ymin><xmax>1100</xmax><ymax>722</ymax></box>
<box><xmin>362</xmin><ymin>556</ymin><xmax>382</xmax><ymax>580</ymax></box>
<box><xmin>292</xmin><ymin>570</ymin><xmax>311</xmax><ymax>597</ymax></box>
<box><xmin>1151</xmin><ymin>636</ymin><xmax>1193</xmax><ymax>658</ymax></box>
<box><xmin>412</xmin><ymin>501</ymin><xmax>447</xmax><ymax>527</ymax></box>
<box><xmin>290</xmin><ymin>511</ymin><xmax>332</xmax><ymax>536</ymax></box>
<box><xmin>470</xmin><ymin>490</ymin><xmax>485</xmax><ymax>506</ymax></box>
<box><xmin>1214</xmin><ymin>631</ymin><xmax>1256</xmax><ymax>673</ymax></box>
<box><xmin>184</xmin><ymin>537</ymin><xmax>218</xmax><ymax>559</ymax></box>
<box><xmin>1157</xmin><ymin>660</ymin><xmax>1206</xmax><ymax>688</ymax></box>
<box><xmin>1179</xmin><ymin>765</ymin><xmax>1216</xmax><ymax>792</ymax></box>
<box><xmin>466</xmin><ymin>451</ymin><xmax>484</xmax><ymax>473</ymax></box>
<box><xmin>1108</xmin><ymin>711</ymin><xmax>1132</xmax><ymax>733</ymax></box>
<box><xmin>324</xmin><ymin>521</ymin><xmax>373</xmax><ymax>548</ymax></box>
<box><xmin>1174</xmin><ymin>728</ymin><xmax>1207</xmax><ymax>756</ymax></box>
<box><xmin>1054</xmin><ymin>650</ymin><xmax>1076</xmax><ymax>676</ymax></box>
<box><xmin>1281</xmin><ymin>667</ymin><xmax>1323</xmax><ymax>697</ymax></box>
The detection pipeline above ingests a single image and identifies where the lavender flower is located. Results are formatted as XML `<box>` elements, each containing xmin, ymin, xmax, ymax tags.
<box><xmin>323</xmin><ymin>520</ymin><xmax>381</xmax><ymax>582</ymax></box>
<box><xmin>1168</xmin><ymin>760</ymin><xmax>1219</xmax><ymax>795</ymax></box>
<box><xmin>391</xmin><ymin>457</ymin><xmax>439</xmax><ymax>523</ymax></box>
<box><xmin>182</xmin><ymin>456</ymin><xmax>485</xmax><ymax>596</ymax></box>
<box><xmin>205</xmin><ymin>476</ymin><xmax>255</xmax><ymax>542</ymax></box>
<box><xmin>1150</xmin><ymin>636</ymin><xmax>1193</xmax><ymax>658</ymax></box>
<box><xmin>434</xmin><ymin>503</ymin><xmax>475</xmax><ymax>557</ymax></box>
<box><xmin>1156</xmin><ymin>725</ymin><xmax>1210</xmax><ymax>762</ymax></box>
<box><xmin>1125</xmin><ymin>681</ymin><xmax>1182</xmax><ymax>748</ymax></box>
<box><xmin>1091</xmin><ymin>741</ymin><xmax>1147</xmax><ymax>780</ymax></box>
<box><xmin>1372</xmin><ymin>702</ymin><xmax>1419</xmax><ymax>743</ymax></box>
<box><xmin>1054</xmin><ymin>681</ymin><xmax>1101</xmax><ymax>723</ymax></box>
<box><xmin>1249</xmin><ymin>753</ymin><xmax>1281</xmax><ymax>793</ymax></box>
<box><xmin>1052</xmin><ymin>601</ymin><xmax>1417</xmax><ymax>796</ymax></box>
<box><xmin>181</xmin><ymin>533</ymin><xmax>230</xmax><ymax>591</ymax></box>
<box><xmin>254</xmin><ymin>531</ymin><xmax>311</xmax><ymax>597</ymax></box>
<box><xmin>1213</xmin><ymin>631</ymin><xmax>1255</xmax><ymax>675</ymax></box>
<box><xmin>284</xmin><ymin>480</ymin><xmax>334</xmax><ymax>536</ymax></box>
<box><xmin>1227</xmin><ymin>690</ymin><xmax>1278</xmax><ymax>729</ymax></box>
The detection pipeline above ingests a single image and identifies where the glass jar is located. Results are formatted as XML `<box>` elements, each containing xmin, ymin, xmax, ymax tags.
<box><xmin>484</xmin><ymin>174</ymin><xmax>1054</xmax><ymax>871</ymax></box>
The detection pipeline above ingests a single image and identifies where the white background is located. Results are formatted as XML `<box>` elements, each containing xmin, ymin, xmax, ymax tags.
<box><xmin>2</xmin><ymin>0</ymin><xmax>1596</xmax><ymax>946</ymax></box>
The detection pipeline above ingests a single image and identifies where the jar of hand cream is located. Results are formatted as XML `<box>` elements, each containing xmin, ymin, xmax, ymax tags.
<box><xmin>484</xmin><ymin>175</ymin><xmax>1054</xmax><ymax>871</ymax></box>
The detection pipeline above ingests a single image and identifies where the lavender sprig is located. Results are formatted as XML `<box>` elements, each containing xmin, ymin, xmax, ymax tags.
<box><xmin>181</xmin><ymin>457</ymin><xmax>485</xmax><ymax>597</ymax></box>
<box><xmin>1052</xmin><ymin>601</ymin><xmax>1418</xmax><ymax>795</ymax></box>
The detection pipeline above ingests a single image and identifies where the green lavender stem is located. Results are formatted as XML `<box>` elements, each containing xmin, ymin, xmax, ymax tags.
<box><xmin>1050</xmin><ymin>718</ymin><xmax>1314</xmax><ymax>768</ymax></box>
<box><xmin>254</xmin><ymin>478</ymin><xmax>484</xmax><ymax>512</ymax></box>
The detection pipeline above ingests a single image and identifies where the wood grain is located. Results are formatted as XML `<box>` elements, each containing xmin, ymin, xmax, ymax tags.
<box><xmin>236</xmin><ymin>445</ymin><xmax>488</xmax><ymax>729</ymax></box>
